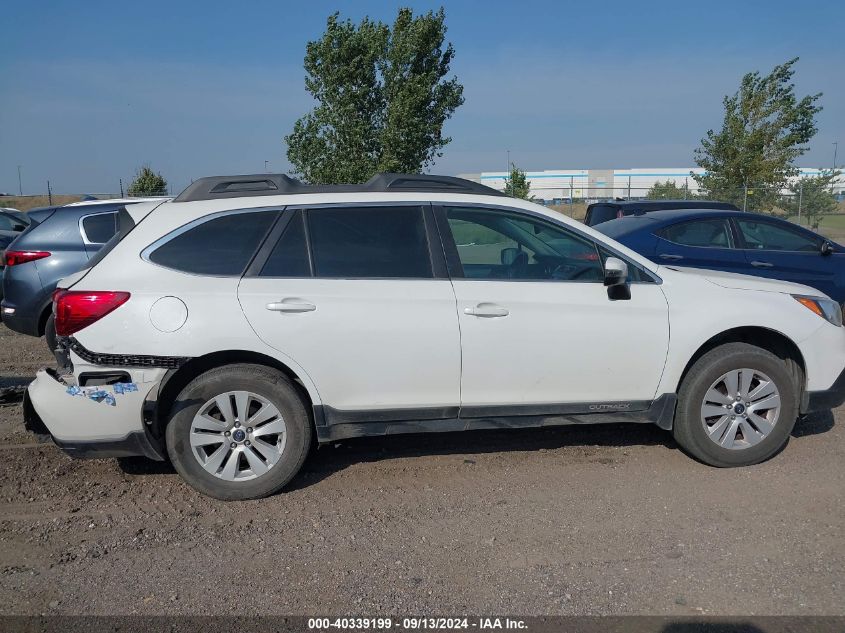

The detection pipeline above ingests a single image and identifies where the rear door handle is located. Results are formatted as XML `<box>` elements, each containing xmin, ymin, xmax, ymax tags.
<box><xmin>266</xmin><ymin>299</ymin><xmax>316</xmax><ymax>313</ymax></box>
<box><xmin>659</xmin><ymin>254</ymin><xmax>684</xmax><ymax>261</ymax></box>
<box><xmin>464</xmin><ymin>303</ymin><xmax>509</xmax><ymax>318</ymax></box>
<box><xmin>751</xmin><ymin>261</ymin><xmax>773</xmax><ymax>268</ymax></box>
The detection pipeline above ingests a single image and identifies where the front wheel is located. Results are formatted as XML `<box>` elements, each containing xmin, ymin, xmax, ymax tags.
<box><xmin>673</xmin><ymin>343</ymin><xmax>799</xmax><ymax>467</ymax></box>
<box><xmin>165</xmin><ymin>364</ymin><xmax>312</xmax><ymax>500</ymax></box>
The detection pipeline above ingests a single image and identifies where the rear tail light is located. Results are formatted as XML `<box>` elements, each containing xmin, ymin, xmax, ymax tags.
<box><xmin>54</xmin><ymin>291</ymin><xmax>130</xmax><ymax>337</ymax></box>
<box><xmin>5</xmin><ymin>250</ymin><xmax>51</xmax><ymax>266</ymax></box>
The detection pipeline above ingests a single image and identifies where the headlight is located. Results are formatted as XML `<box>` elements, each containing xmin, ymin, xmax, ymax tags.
<box><xmin>792</xmin><ymin>295</ymin><xmax>843</xmax><ymax>327</ymax></box>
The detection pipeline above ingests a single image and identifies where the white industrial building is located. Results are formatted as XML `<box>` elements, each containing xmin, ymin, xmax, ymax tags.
<box><xmin>458</xmin><ymin>168</ymin><xmax>844</xmax><ymax>203</ymax></box>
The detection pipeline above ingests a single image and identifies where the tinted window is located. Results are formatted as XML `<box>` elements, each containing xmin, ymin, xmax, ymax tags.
<box><xmin>659</xmin><ymin>219</ymin><xmax>733</xmax><ymax>248</ymax></box>
<box><xmin>87</xmin><ymin>209</ymin><xmax>136</xmax><ymax>269</ymax></box>
<box><xmin>446</xmin><ymin>207</ymin><xmax>603</xmax><ymax>281</ymax></box>
<box><xmin>307</xmin><ymin>206</ymin><xmax>432</xmax><ymax>278</ymax></box>
<box><xmin>587</xmin><ymin>204</ymin><xmax>620</xmax><ymax>226</ymax></box>
<box><xmin>737</xmin><ymin>219</ymin><xmax>821</xmax><ymax>252</ymax></box>
<box><xmin>0</xmin><ymin>214</ymin><xmax>15</xmax><ymax>231</ymax></box>
<box><xmin>260</xmin><ymin>212</ymin><xmax>311</xmax><ymax>277</ymax></box>
<box><xmin>81</xmin><ymin>213</ymin><xmax>118</xmax><ymax>244</ymax></box>
<box><xmin>149</xmin><ymin>211</ymin><xmax>276</xmax><ymax>275</ymax></box>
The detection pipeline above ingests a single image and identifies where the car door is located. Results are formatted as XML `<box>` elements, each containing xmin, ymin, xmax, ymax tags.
<box><xmin>437</xmin><ymin>205</ymin><xmax>670</xmax><ymax>411</ymax></box>
<box><xmin>653</xmin><ymin>217</ymin><xmax>748</xmax><ymax>273</ymax></box>
<box><xmin>238</xmin><ymin>204</ymin><xmax>461</xmax><ymax>421</ymax></box>
<box><xmin>733</xmin><ymin>217</ymin><xmax>840</xmax><ymax>300</ymax></box>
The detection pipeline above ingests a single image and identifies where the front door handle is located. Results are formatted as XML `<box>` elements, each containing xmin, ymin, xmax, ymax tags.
<box><xmin>464</xmin><ymin>303</ymin><xmax>509</xmax><ymax>318</ymax></box>
<box><xmin>659</xmin><ymin>254</ymin><xmax>684</xmax><ymax>261</ymax></box>
<box><xmin>266</xmin><ymin>299</ymin><xmax>316</xmax><ymax>313</ymax></box>
<box><xmin>751</xmin><ymin>260</ymin><xmax>773</xmax><ymax>268</ymax></box>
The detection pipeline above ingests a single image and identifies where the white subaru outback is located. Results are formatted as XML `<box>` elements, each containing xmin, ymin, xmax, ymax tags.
<box><xmin>23</xmin><ymin>173</ymin><xmax>845</xmax><ymax>500</ymax></box>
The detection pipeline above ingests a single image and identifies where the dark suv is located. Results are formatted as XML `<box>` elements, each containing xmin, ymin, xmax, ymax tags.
<box><xmin>1</xmin><ymin>199</ymin><xmax>162</xmax><ymax>348</ymax></box>
<box><xmin>584</xmin><ymin>199</ymin><xmax>740</xmax><ymax>226</ymax></box>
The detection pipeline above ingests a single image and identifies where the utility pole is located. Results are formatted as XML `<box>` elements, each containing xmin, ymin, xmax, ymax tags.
<box><xmin>17</xmin><ymin>165</ymin><xmax>22</xmax><ymax>196</ymax></box>
<box><xmin>119</xmin><ymin>178</ymin><xmax>124</xmax><ymax>198</ymax></box>
<box><xmin>265</xmin><ymin>160</ymin><xmax>270</xmax><ymax>173</ymax></box>
<box><xmin>834</xmin><ymin>142</ymin><xmax>839</xmax><ymax>171</ymax></box>
<box><xmin>47</xmin><ymin>180</ymin><xmax>52</xmax><ymax>206</ymax></box>
<box><xmin>798</xmin><ymin>180</ymin><xmax>803</xmax><ymax>225</ymax></box>
<box><xmin>627</xmin><ymin>176</ymin><xmax>631</xmax><ymax>199</ymax></box>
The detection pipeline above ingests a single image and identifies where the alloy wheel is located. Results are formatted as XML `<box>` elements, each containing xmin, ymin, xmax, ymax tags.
<box><xmin>189</xmin><ymin>390</ymin><xmax>287</xmax><ymax>481</ymax></box>
<box><xmin>700</xmin><ymin>368</ymin><xmax>781</xmax><ymax>450</ymax></box>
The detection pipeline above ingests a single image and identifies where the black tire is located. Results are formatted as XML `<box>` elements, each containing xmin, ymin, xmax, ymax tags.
<box><xmin>44</xmin><ymin>314</ymin><xmax>57</xmax><ymax>353</ymax></box>
<box><xmin>165</xmin><ymin>364</ymin><xmax>312</xmax><ymax>500</ymax></box>
<box><xmin>673</xmin><ymin>343</ymin><xmax>799</xmax><ymax>467</ymax></box>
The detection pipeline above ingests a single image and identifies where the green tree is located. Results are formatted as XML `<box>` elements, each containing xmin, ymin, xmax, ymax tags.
<box><xmin>693</xmin><ymin>58</ymin><xmax>822</xmax><ymax>211</ymax></box>
<box><xmin>502</xmin><ymin>163</ymin><xmax>533</xmax><ymax>199</ymax></box>
<box><xmin>128</xmin><ymin>165</ymin><xmax>168</xmax><ymax>196</ymax></box>
<box><xmin>285</xmin><ymin>7</ymin><xmax>464</xmax><ymax>184</ymax></box>
<box><xmin>646</xmin><ymin>180</ymin><xmax>694</xmax><ymax>200</ymax></box>
<box><xmin>782</xmin><ymin>169</ymin><xmax>841</xmax><ymax>229</ymax></box>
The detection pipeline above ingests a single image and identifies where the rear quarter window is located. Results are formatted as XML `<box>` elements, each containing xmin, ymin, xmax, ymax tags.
<box><xmin>586</xmin><ymin>205</ymin><xmax>620</xmax><ymax>226</ymax></box>
<box><xmin>81</xmin><ymin>212</ymin><xmax>118</xmax><ymax>244</ymax></box>
<box><xmin>146</xmin><ymin>210</ymin><xmax>277</xmax><ymax>276</ymax></box>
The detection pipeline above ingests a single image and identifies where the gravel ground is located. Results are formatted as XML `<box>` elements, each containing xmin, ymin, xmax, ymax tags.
<box><xmin>0</xmin><ymin>323</ymin><xmax>842</xmax><ymax>616</ymax></box>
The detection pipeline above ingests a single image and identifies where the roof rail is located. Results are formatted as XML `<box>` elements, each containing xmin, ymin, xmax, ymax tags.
<box><xmin>173</xmin><ymin>172</ymin><xmax>504</xmax><ymax>202</ymax></box>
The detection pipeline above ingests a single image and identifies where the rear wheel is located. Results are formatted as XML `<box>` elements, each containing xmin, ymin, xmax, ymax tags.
<box><xmin>165</xmin><ymin>364</ymin><xmax>312</xmax><ymax>500</ymax></box>
<box><xmin>44</xmin><ymin>314</ymin><xmax>57</xmax><ymax>353</ymax></box>
<box><xmin>673</xmin><ymin>343</ymin><xmax>799</xmax><ymax>467</ymax></box>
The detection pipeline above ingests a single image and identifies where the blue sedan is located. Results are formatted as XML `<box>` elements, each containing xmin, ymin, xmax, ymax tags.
<box><xmin>595</xmin><ymin>209</ymin><xmax>845</xmax><ymax>304</ymax></box>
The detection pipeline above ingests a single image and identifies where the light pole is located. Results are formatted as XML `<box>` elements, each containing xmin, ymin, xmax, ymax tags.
<box><xmin>264</xmin><ymin>160</ymin><xmax>270</xmax><ymax>173</ymax></box>
<box><xmin>834</xmin><ymin>142</ymin><xmax>839</xmax><ymax>171</ymax></box>
<box><xmin>17</xmin><ymin>165</ymin><xmax>22</xmax><ymax>196</ymax></box>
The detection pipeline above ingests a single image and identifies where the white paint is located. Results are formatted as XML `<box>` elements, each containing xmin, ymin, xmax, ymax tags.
<box><xmin>29</xmin><ymin>187</ymin><xmax>845</xmax><ymax>448</ymax></box>
<box><xmin>149</xmin><ymin>296</ymin><xmax>188</xmax><ymax>332</ymax></box>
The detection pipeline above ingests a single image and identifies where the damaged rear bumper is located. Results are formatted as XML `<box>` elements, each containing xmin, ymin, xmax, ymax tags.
<box><xmin>25</xmin><ymin>368</ymin><xmax>165</xmax><ymax>461</ymax></box>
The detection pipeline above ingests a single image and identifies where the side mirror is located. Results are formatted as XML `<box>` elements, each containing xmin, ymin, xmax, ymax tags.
<box><xmin>821</xmin><ymin>241</ymin><xmax>834</xmax><ymax>256</ymax></box>
<box><xmin>604</xmin><ymin>257</ymin><xmax>629</xmax><ymax>287</ymax></box>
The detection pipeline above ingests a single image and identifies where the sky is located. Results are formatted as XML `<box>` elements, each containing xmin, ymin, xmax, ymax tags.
<box><xmin>2</xmin><ymin>0</ymin><xmax>843</xmax><ymax>195</ymax></box>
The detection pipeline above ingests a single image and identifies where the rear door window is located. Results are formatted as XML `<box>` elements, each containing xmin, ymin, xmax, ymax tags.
<box><xmin>658</xmin><ymin>219</ymin><xmax>733</xmax><ymax>248</ymax></box>
<box><xmin>81</xmin><ymin>212</ymin><xmax>118</xmax><ymax>244</ymax></box>
<box><xmin>260</xmin><ymin>212</ymin><xmax>311</xmax><ymax>277</ymax></box>
<box><xmin>147</xmin><ymin>210</ymin><xmax>277</xmax><ymax>276</ymax></box>
<box><xmin>306</xmin><ymin>206</ymin><xmax>432</xmax><ymax>278</ymax></box>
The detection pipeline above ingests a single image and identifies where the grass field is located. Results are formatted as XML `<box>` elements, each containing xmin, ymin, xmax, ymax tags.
<box><xmin>786</xmin><ymin>213</ymin><xmax>845</xmax><ymax>242</ymax></box>
<box><xmin>0</xmin><ymin>195</ymin><xmax>83</xmax><ymax>211</ymax></box>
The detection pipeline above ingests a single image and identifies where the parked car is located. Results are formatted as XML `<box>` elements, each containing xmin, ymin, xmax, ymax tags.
<box><xmin>0</xmin><ymin>207</ymin><xmax>30</xmax><ymax>229</ymax></box>
<box><xmin>1</xmin><ymin>198</ymin><xmax>165</xmax><ymax>347</ymax></box>
<box><xmin>595</xmin><ymin>209</ymin><xmax>845</xmax><ymax>305</ymax></box>
<box><xmin>584</xmin><ymin>199</ymin><xmax>740</xmax><ymax>226</ymax></box>
<box><xmin>23</xmin><ymin>173</ymin><xmax>845</xmax><ymax>500</ymax></box>
<box><xmin>0</xmin><ymin>208</ymin><xmax>30</xmax><ymax>306</ymax></box>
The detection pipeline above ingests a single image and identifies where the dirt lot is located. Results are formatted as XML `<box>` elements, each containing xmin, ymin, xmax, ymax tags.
<box><xmin>0</xmin><ymin>324</ymin><xmax>843</xmax><ymax>616</ymax></box>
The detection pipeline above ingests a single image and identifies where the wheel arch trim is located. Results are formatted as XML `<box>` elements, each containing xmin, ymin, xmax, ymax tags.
<box><xmin>150</xmin><ymin>349</ymin><xmax>323</xmax><ymax>438</ymax></box>
<box><xmin>672</xmin><ymin>326</ymin><xmax>806</xmax><ymax>396</ymax></box>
